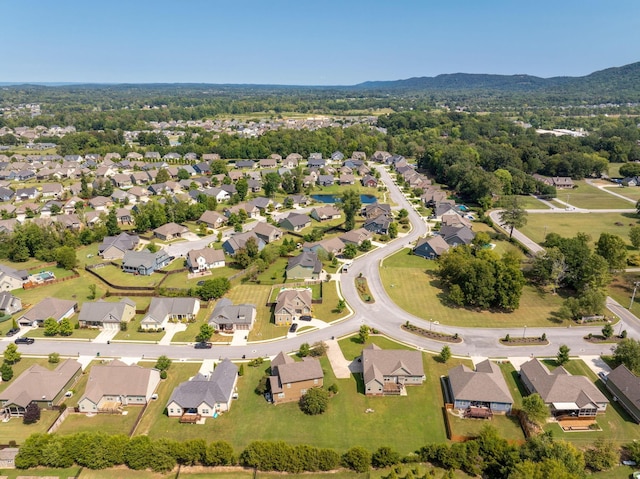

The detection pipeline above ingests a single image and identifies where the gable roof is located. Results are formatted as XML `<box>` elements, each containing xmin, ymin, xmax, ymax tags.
<box><xmin>81</xmin><ymin>360</ymin><xmax>159</xmax><ymax>405</ymax></box>
<box><xmin>187</xmin><ymin>247</ymin><xmax>225</xmax><ymax>266</ymax></box>
<box><xmin>415</xmin><ymin>235</ymin><xmax>450</xmax><ymax>256</ymax></box>
<box><xmin>361</xmin><ymin>344</ymin><xmax>424</xmax><ymax>386</ymax></box>
<box><xmin>0</xmin><ymin>359</ymin><xmax>81</xmax><ymax>407</ymax></box>
<box><xmin>272</xmin><ymin>355</ymin><xmax>323</xmax><ymax>386</ymax></box>
<box><xmin>448</xmin><ymin>359</ymin><xmax>513</xmax><ymax>404</ymax></box>
<box><xmin>274</xmin><ymin>289</ymin><xmax>312</xmax><ymax>316</ymax></box>
<box><xmin>144</xmin><ymin>297</ymin><xmax>199</xmax><ymax>325</ymax></box>
<box><xmin>606</xmin><ymin>364</ymin><xmax>640</xmax><ymax>411</ymax></box>
<box><xmin>287</xmin><ymin>252</ymin><xmax>322</xmax><ymax>274</ymax></box>
<box><xmin>168</xmin><ymin>359</ymin><xmax>238</xmax><ymax>409</ymax></box>
<box><xmin>208</xmin><ymin>298</ymin><xmax>256</xmax><ymax>326</ymax></box>
<box><xmin>20</xmin><ymin>297</ymin><xmax>76</xmax><ymax>323</ymax></box>
<box><xmin>78</xmin><ymin>299</ymin><xmax>135</xmax><ymax>324</ymax></box>
<box><xmin>99</xmin><ymin>232</ymin><xmax>139</xmax><ymax>254</ymax></box>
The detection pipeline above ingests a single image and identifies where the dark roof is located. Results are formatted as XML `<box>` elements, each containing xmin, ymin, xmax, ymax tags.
<box><xmin>168</xmin><ymin>359</ymin><xmax>238</xmax><ymax>409</ymax></box>
<box><xmin>208</xmin><ymin>298</ymin><xmax>256</xmax><ymax>326</ymax></box>
<box><xmin>287</xmin><ymin>252</ymin><xmax>322</xmax><ymax>274</ymax></box>
<box><xmin>448</xmin><ymin>360</ymin><xmax>513</xmax><ymax>404</ymax></box>
<box><xmin>607</xmin><ymin>364</ymin><xmax>640</xmax><ymax>412</ymax></box>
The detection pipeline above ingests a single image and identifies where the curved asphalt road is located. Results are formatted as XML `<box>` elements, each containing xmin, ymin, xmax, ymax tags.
<box><xmin>11</xmin><ymin>167</ymin><xmax>640</xmax><ymax>360</ymax></box>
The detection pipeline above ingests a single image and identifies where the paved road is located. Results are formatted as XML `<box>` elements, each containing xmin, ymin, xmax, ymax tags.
<box><xmin>10</xmin><ymin>167</ymin><xmax>640</xmax><ymax>361</ymax></box>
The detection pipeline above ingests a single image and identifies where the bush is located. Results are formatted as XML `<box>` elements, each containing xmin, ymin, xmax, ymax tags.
<box><xmin>299</xmin><ymin>387</ymin><xmax>329</xmax><ymax>415</ymax></box>
<box><xmin>160</xmin><ymin>370</ymin><xmax>168</xmax><ymax>380</ymax></box>
<box><xmin>1</xmin><ymin>361</ymin><xmax>13</xmax><ymax>381</ymax></box>
<box><xmin>372</xmin><ymin>446</ymin><xmax>401</xmax><ymax>468</ymax></box>
<box><xmin>48</xmin><ymin>352</ymin><xmax>60</xmax><ymax>364</ymax></box>
<box><xmin>328</xmin><ymin>383</ymin><xmax>339</xmax><ymax>394</ymax></box>
<box><xmin>342</xmin><ymin>446</ymin><xmax>371</xmax><ymax>473</ymax></box>
<box><xmin>23</xmin><ymin>402</ymin><xmax>41</xmax><ymax>424</ymax></box>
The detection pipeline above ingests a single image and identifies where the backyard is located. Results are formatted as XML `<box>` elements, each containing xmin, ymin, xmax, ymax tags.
<box><xmin>380</xmin><ymin>248</ymin><xmax>566</xmax><ymax>328</ymax></box>
<box><xmin>54</xmin><ymin>407</ymin><xmax>141</xmax><ymax>436</ymax></box>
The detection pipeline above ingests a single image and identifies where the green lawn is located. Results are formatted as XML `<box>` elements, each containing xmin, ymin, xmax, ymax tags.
<box><xmin>91</xmin><ymin>264</ymin><xmax>163</xmax><ymax>287</ymax></box>
<box><xmin>552</xmin><ymin>181</ymin><xmax>634</xmax><ymax>209</ymax></box>
<box><xmin>13</xmin><ymin>274</ymin><xmax>107</xmax><ymax>311</ymax></box>
<box><xmin>312</xmin><ymin>281</ymin><xmax>347</xmax><ymax>322</ymax></box>
<box><xmin>141</xmin><ymin>336</ymin><xmax>459</xmax><ymax>455</ymax></box>
<box><xmin>113</xmin><ymin>314</ymin><xmax>165</xmax><ymax>341</ymax></box>
<box><xmin>515</xmin><ymin>195</ymin><xmax>551</xmax><ymax>209</ymax></box>
<box><xmin>609</xmin><ymin>185</ymin><xmax>640</xmax><ymax>201</ymax></box>
<box><xmin>0</xmin><ymin>410</ymin><xmax>58</xmax><ymax>444</ymax></box>
<box><xmin>170</xmin><ymin>305</ymin><xmax>231</xmax><ymax>343</ymax></box>
<box><xmin>447</xmin><ymin>413</ymin><xmax>524</xmax><ymax>441</ymax></box>
<box><xmin>472</xmin><ymin>223</ymin><xmax>526</xmax><ymax>258</ymax></box>
<box><xmin>498</xmin><ymin>362</ymin><xmax>528</xmax><ymax>409</ymax></box>
<box><xmin>608</xmin><ymin>273</ymin><xmax>640</xmax><ymax>319</ymax></box>
<box><xmin>226</xmin><ymin>284</ymin><xmax>286</xmax><ymax>341</ymax></box>
<box><xmin>3</xmin><ymin>467</ymin><xmax>83</xmax><ymax>479</ymax></box>
<box><xmin>160</xmin><ymin>264</ymin><xmax>237</xmax><ymax>289</ymax></box>
<box><xmin>518</xmin><ymin>211</ymin><xmax>639</xmax><ymax>247</ymax></box>
<box><xmin>55</xmin><ymin>407</ymin><xmax>141</xmax><ymax>436</ymax></box>
<box><xmin>380</xmin><ymin>248</ymin><xmax>566</xmax><ymax>328</ymax></box>
<box><xmin>541</xmin><ymin>359</ymin><xmax>640</xmax><ymax>445</ymax></box>
<box><xmin>24</xmin><ymin>317</ymin><xmax>101</xmax><ymax>339</ymax></box>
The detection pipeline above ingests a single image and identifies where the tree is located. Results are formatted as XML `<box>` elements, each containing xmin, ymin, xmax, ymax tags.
<box><xmin>343</xmin><ymin>243</ymin><xmax>358</xmax><ymax>259</ymax></box>
<box><xmin>155</xmin><ymin>355</ymin><xmax>172</xmax><ymax>371</ymax></box>
<box><xmin>88</xmin><ymin>283</ymin><xmax>97</xmax><ymax>300</ymax></box>
<box><xmin>498</xmin><ymin>196</ymin><xmax>528</xmax><ymax>238</ymax></box>
<box><xmin>372</xmin><ymin>446</ymin><xmax>401</xmax><ymax>468</ymax></box>
<box><xmin>342</xmin><ymin>446</ymin><xmax>371</xmax><ymax>473</ymax></box>
<box><xmin>298</xmin><ymin>343</ymin><xmax>310</xmax><ymax>357</ymax></box>
<box><xmin>236</xmin><ymin>177</ymin><xmax>248</xmax><ymax>201</ymax></box>
<box><xmin>530</xmin><ymin>248</ymin><xmax>567</xmax><ymax>294</ymax></box>
<box><xmin>584</xmin><ymin>439</ymin><xmax>618</xmax><ymax>472</ymax></box>
<box><xmin>155</xmin><ymin>168</ymin><xmax>170</xmax><ymax>184</ymax></box>
<box><xmin>299</xmin><ymin>387</ymin><xmax>329</xmax><ymax>415</ymax></box>
<box><xmin>197</xmin><ymin>277</ymin><xmax>231</xmax><ymax>301</ymax></box>
<box><xmin>388</xmin><ymin>222</ymin><xmax>398</xmax><ymax>239</ymax></box>
<box><xmin>613</xmin><ymin>338</ymin><xmax>640</xmax><ymax>374</ymax></box>
<box><xmin>439</xmin><ymin>345</ymin><xmax>452</xmax><ymax>363</ymax></box>
<box><xmin>560</xmin><ymin>288</ymin><xmax>606</xmax><ymax>320</ymax></box>
<box><xmin>358</xmin><ymin>239</ymin><xmax>372</xmax><ymax>252</ymax></box>
<box><xmin>263</xmin><ymin>172</ymin><xmax>281</xmax><ymax>197</ymax></box>
<box><xmin>358</xmin><ymin>325</ymin><xmax>369</xmax><ymax>344</ymax></box>
<box><xmin>339</xmin><ymin>189</ymin><xmax>362</xmax><ymax>231</ymax></box>
<box><xmin>0</xmin><ymin>361</ymin><xmax>13</xmax><ymax>381</ymax></box>
<box><xmin>596</xmin><ymin>233</ymin><xmax>628</xmax><ymax>271</ymax></box>
<box><xmin>177</xmin><ymin>168</ymin><xmax>191</xmax><ymax>180</ymax></box>
<box><xmin>55</xmin><ymin>245</ymin><xmax>78</xmax><ymax>269</ymax></box>
<box><xmin>602</xmin><ymin>323</ymin><xmax>614</xmax><ymax>339</ymax></box>
<box><xmin>196</xmin><ymin>323</ymin><xmax>215</xmax><ymax>343</ymax></box>
<box><xmin>105</xmin><ymin>208</ymin><xmax>121</xmax><ymax>236</ymax></box>
<box><xmin>43</xmin><ymin>317</ymin><xmax>60</xmax><ymax>337</ymax></box>
<box><xmin>23</xmin><ymin>402</ymin><xmax>41</xmax><ymax>424</ymax></box>
<box><xmin>522</xmin><ymin>393</ymin><xmax>548</xmax><ymax>426</ymax></box>
<box><xmin>48</xmin><ymin>352</ymin><xmax>60</xmax><ymax>364</ymax></box>
<box><xmin>3</xmin><ymin>343</ymin><xmax>21</xmax><ymax>364</ymax></box>
<box><xmin>557</xmin><ymin>344</ymin><xmax>571</xmax><ymax>366</ymax></box>
<box><xmin>336</xmin><ymin>299</ymin><xmax>346</xmax><ymax>313</ymax></box>
<box><xmin>631</xmin><ymin>226</ymin><xmax>640</xmax><ymax>249</ymax></box>
<box><xmin>59</xmin><ymin>317</ymin><xmax>73</xmax><ymax>336</ymax></box>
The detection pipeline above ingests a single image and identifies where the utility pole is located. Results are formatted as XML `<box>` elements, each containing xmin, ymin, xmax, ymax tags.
<box><xmin>630</xmin><ymin>281</ymin><xmax>640</xmax><ymax>309</ymax></box>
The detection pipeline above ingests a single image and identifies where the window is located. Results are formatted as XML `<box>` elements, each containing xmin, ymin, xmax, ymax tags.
<box><xmin>203</xmin><ymin>409</ymin><xmax>209</xmax><ymax>414</ymax></box>
<box><xmin>287</xmin><ymin>383</ymin><xmax>291</xmax><ymax>388</ymax></box>
<box><xmin>314</xmin><ymin>379</ymin><xmax>318</xmax><ymax>384</ymax></box>
<box><xmin>169</xmin><ymin>409</ymin><xmax>174</xmax><ymax>414</ymax></box>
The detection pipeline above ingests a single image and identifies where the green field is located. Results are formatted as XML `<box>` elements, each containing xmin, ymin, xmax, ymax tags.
<box><xmin>91</xmin><ymin>264</ymin><xmax>163</xmax><ymax>287</ymax></box>
<box><xmin>55</xmin><ymin>407</ymin><xmax>141</xmax><ymax>436</ymax></box>
<box><xmin>515</xmin><ymin>195</ymin><xmax>552</xmax><ymax>209</ymax></box>
<box><xmin>447</xmin><ymin>413</ymin><xmax>524</xmax><ymax>441</ymax></box>
<box><xmin>140</xmin><ymin>336</ymin><xmax>459</xmax><ymax>455</ymax></box>
<box><xmin>379</xmin><ymin>248</ymin><xmax>566</xmax><ymax>328</ymax></box>
<box><xmin>0</xmin><ymin>409</ymin><xmax>58</xmax><ymax>444</ymax></box>
<box><xmin>518</xmin><ymin>211</ymin><xmax>639</xmax><ymax>246</ymax></box>
<box><xmin>226</xmin><ymin>284</ymin><xmax>285</xmax><ymax>341</ymax></box>
<box><xmin>552</xmin><ymin>181</ymin><xmax>635</xmax><ymax>209</ymax></box>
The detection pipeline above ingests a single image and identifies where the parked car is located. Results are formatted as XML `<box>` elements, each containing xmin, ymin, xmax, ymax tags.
<box><xmin>6</xmin><ymin>328</ymin><xmax>20</xmax><ymax>337</ymax></box>
<box><xmin>289</xmin><ymin>323</ymin><xmax>298</xmax><ymax>333</ymax></box>
<box><xmin>194</xmin><ymin>342</ymin><xmax>212</xmax><ymax>349</ymax></box>
<box><xmin>300</xmin><ymin>315</ymin><xmax>312</xmax><ymax>321</ymax></box>
<box><xmin>15</xmin><ymin>337</ymin><xmax>34</xmax><ymax>345</ymax></box>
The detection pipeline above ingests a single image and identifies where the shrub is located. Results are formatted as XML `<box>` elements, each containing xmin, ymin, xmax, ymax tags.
<box><xmin>328</xmin><ymin>383</ymin><xmax>339</xmax><ymax>394</ymax></box>
<box><xmin>48</xmin><ymin>352</ymin><xmax>60</xmax><ymax>364</ymax></box>
<box><xmin>372</xmin><ymin>446</ymin><xmax>401</xmax><ymax>468</ymax></box>
<box><xmin>299</xmin><ymin>387</ymin><xmax>329</xmax><ymax>415</ymax></box>
<box><xmin>23</xmin><ymin>402</ymin><xmax>41</xmax><ymax>424</ymax></box>
<box><xmin>342</xmin><ymin>446</ymin><xmax>371</xmax><ymax>473</ymax></box>
<box><xmin>160</xmin><ymin>370</ymin><xmax>168</xmax><ymax>380</ymax></box>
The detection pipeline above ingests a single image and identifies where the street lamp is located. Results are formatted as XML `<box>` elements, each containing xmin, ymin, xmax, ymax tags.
<box><xmin>523</xmin><ymin>325</ymin><xmax>527</xmax><ymax>339</ymax></box>
<box><xmin>630</xmin><ymin>281</ymin><xmax>640</xmax><ymax>309</ymax></box>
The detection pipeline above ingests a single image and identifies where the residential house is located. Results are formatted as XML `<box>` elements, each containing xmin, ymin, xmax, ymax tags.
<box><xmin>285</xmin><ymin>195</ymin><xmax>310</xmax><ymax>208</ymax></box>
<box><xmin>87</xmin><ymin>196</ymin><xmax>112</xmax><ymax>211</ymax></box>
<box><xmin>519</xmin><ymin>358</ymin><xmax>609</xmax><ymax>418</ymax></box>
<box><xmin>77</xmin><ymin>299</ymin><xmax>136</xmax><ymax>329</ymax></box>
<box><xmin>552</xmin><ymin>177</ymin><xmax>574</xmax><ymax>189</ymax></box>
<box><xmin>0</xmin><ymin>292</ymin><xmax>21</xmax><ymax>315</ymax></box>
<box><xmin>222</xmin><ymin>232</ymin><xmax>265</xmax><ymax>255</ymax></box>
<box><xmin>605</xmin><ymin>365</ymin><xmax>640</xmax><ymax>423</ymax></box>
<box><xmin>193</xmin><ymin>162</ymin><xmax>212</xmax><ymax>175</ymax></box>
<box><xmin>0</xmin><ymin>187</ymin><xmax>14</xmax><ymax>202</ymax></box>
<box><xmin>167</xmin><ymin>359</ymin><xmax>238</xmax><ymax>420</ymax></box>
<box><xmin>235</xmin><ymin>160</ymin><xmax>256</xmax><ymax>169</ymax></box>
<box><xmin>317</xmin><ymin>175</ymin><xmax>334</xmax><ymax>186</ymax></box>
<box><xmin>153</xmin><ymin>222</ymin><xmax>189</xmax><ymax>241</ymax></box>
<box><xmin>286</xmin><ymin>251</ymin><xmax>322</xmax><ymax>280</ymax></box>
<box><xmin>268</xmin><ymin>352</ymin><xmax>323</xmax><ymax>404</ymax></box>
<box><xmin>198</xmin><ymin>210</ymin><xmax>228</xmax><ymax>230</ymax></box>
<box><xmin>308</xmin><ymin>158</ymin><xmax>326</xmax><ymax>169</ymax></box>
<box><xmin>116</xmin><ymin>207</ymin><xmax>133</xmax><ymax>224</ymax></box>
<box><xmin>252</xmin><ymin>222</ymin><xmax>283</xmax><ymax>244</ymax></box>
<box><xmin>15</xmin><ymin>187</ymin><xmax>38</xmax><ymax>201</ymax></box>
<box><xmin>361</xmin><ymin>175</ymin><xmax>378</xmax><ymax>188</ymax></box>
<box><xmin>225</xmin><ymin>202</ymin><xmax>260</xmax><ymax>219</ymax></box>
<box><xmin>372</xmin><ymin>151</ymin><xmax>391</xmax><ymax>162</ymax></box>
<box><xmin>18</xmin><ymin>298</ymin><xmax>77</xmax><ymax>327</ymax></box>
<box><xmin>361</xmin><ymin>344</ymin><xmax>425</xmax><ymax>396</ymax></box>
<box><xmin>448</xmin><ymin>360</ymin><xmax>513</xmax><ymax>415</ymax></box>
<box><xmin>140</xmin><ymin>297</ymin><xmax>200</xmax><ymax>331</ymax></box>
<box><xmin>279</xmin><ymin>213</ymin><xmax>311</xmax><ymax>232</ymax></box>
<box><xmin>310</xmin><ymin>205</ymin><xmax>341</xmax><ymax>222</ymax></box>
<box><xmin>99</xmin><ymin>232</ymin><xmax>140</xmax><ymax>260</ymax></box>
<box><xmin>339</xmin><ymin>227</ymin><xmax>373</xmax><ymax>246</ymax></box>
<box><xmin>439</xmin><ymin>224</ymin><xmax>475</xmax><ymax>247</ymax></box>
<box><xmin>121</xmin><ymin>250</ymin><xmax>171</xmax><ymax>275</ymax></box>
<box><xmin>54</xmin><ymin>213</ymin><xmax>82</xmax><ymax>230</ymax></box>
<box><xmin>40</xmin><ymin>183</ymin><xmax>64</xmax><ymax>198</ymax></box>
<box><xmin>282</xmin><ymin>155</ymin><xmax>300</xmax><ymax>168</ymax></box>
<box><xmin>78</xmin><ymin>360</ymin><xmax>161</xmax><ymax>413</ymax></box>
<box><xmin>413</xmin><ymin>235</ymin><xmax>450</xmax><ymax>259</ymax></box>
<box><xmin>187</xmin><ymin>247</ymin><xmax>226</xmax><ymax>273</ymax></box>
<box><xmin>351</xmin><ymin>151</ymin><xmax>367</xmax><ymax>161</ymax></box>
<box><xmin>111</xmin><ymin>174</ymin><xmax>133</xmax><ymax>189</ymax></box>
<box><xmin>363</xmin><ymin>203</ymin><xmax>391</xmax><ymax>219</ymax></box>
<box><xmin>274</xmin><ymin>289</ymin><xmax>312</xmax><ymax>325</ymax></box>
<box><xmin>303</xmin><ymin>237</ymin><xmax>345</xmax><ymax>256</ymax></box>
<box><xmin>0</xmin><ymin>264</ymin><xmax>29</xmax><ymax>291</ymax></box>
<box><xmin>259</xmin><ymin>158</ymin><xmax>277</xmax><ymax>168</ymax></box>
<box><xmin>331</xmin><ymin>151</ymin><xmax>345</xmax><ymax>162</ymax></box>
<box><xmin>0</xmin><ymin>360</ymin><xmax>82</xmax><ymax>417</ymax></box>
<box><xmin>339</xmin><ymin>174</ymin><xmax>356</xmax><ymax>185</ymax></box>
<box><xmin>364</xmin><ymin>215</ymin><xmax>391</xmax><ymax>235</ymax></box>
<box><xmin>208</xmin><ymin>298</ymin><xmax>256</xmax><ymax>331</ymax></box>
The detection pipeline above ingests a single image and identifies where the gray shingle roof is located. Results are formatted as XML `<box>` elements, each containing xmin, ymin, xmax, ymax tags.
<box><xmin>448</xmin><ymin>360</ymin><xmax>513</xmax><ymax>404</ymax></box>
<box><xmin>287</xmin><ymin>252</ymin><xmax>322</xmax><ymax>274</ymax></box>
<box><xmin>208</xmin><ymin>298</ymin><xmax>256</xmax><ymax>327</ymax></box>
<box><xmin>167</xmin><ymin>359</ymin><xmax>238</xmax><ymax>409</ymax></box>
<box><xmin>362</xmin><ymin>344</ymin><xmax>424</xmax><ymax>386</ymax></box>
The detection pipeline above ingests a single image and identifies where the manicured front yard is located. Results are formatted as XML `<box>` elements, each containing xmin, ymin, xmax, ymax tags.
<box><xmin>113</xmin><ymin>314</ymin><xmax>165</xmax><ymax>342</ymax></box>
<box><xmin>380</xmin><ymin>248</ymin><xmax>566</xmax><ymax>328</ymax></box>
<box><xmin>24</xmin><ymin>319</ymin><xmax>101</xmax><ymax>339</ymax></box>
<box><xmin>312</xmin><ymin>281</ymin><xmax>347</xmax><ymax>322</ymax></box>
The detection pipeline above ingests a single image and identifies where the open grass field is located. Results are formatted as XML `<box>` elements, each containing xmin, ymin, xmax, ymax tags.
<box><xmin>379</xmin><ymin>248</ymin><xmax>566</xmax><ymax>328</ymax></box>
<box><xmin>515</xmin><ymin>195</ymin><xmax>552</xmax><ymax>209</ymax></box>
<box><xmin>608</xmin><ymin>273</ymin><xmax>640</xmax><ymax>318</ymax></box>
<box><xmin>55</xmin><ymin>407</ymin><xmax>141</xmax><ymax>436</ymax></box>
<box><xmin>0</xmin><ymin>410</ymin><xmax>58</xmax><ymax>444</ymax></box>
<box><xmin>552</xmin><ymin>181</ymin><xmax>635</xmax><ymax>209</ymax></box>
<box><xmin>518</xmin><ymin>211</ymin><xmax>639</xmax><ymax>246</ymax></box>
<box><xmin>535</xmin><ymin>359</ymin><xmax>640</xmax><ymax>445</ymax></box>
<box><xmin>447</xmin><ymin>413</ymin><xmax>524</xmax><ymax>440</ymax></box>
<box><xmin>598</xmin><ymin>184</ymin><xmax>640</xmax><ymax>201</ymax></box>
<box><xmin>13</xmin><ymin>274</ymin><xmax>106</xmax><ymax>311</ymax></box>
<box><xmin>142</xmin><ymin>336</ymin><xmax>462</xmax><ymax>455</ymax></box>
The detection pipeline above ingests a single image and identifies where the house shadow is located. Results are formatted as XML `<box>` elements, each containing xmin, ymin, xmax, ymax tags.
<box><xmin>352</xmin><ymin>372</ymin><xmax>365</xmax><ymax>395</ymax></box>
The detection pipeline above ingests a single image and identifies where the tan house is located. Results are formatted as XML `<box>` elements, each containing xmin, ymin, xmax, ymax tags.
<box><xmin>268</xmin><ymin>352</ymin><xmax>323</xmax><ymax>404</ymax></box>
<box><xmin>1</xmin><ymin>359</ymin><xmax>82</xmax><ymax>417</ymax></box>
<box><xmin>78</xmin><ymin>360</ymin><xmax>161</xmax><ymax>413</ymax></box>
<box><xmin>361</xmin><ymin>344</ymin><xmax>425</xmax><ymax>396</ymax></box>
<box><xmin>153</xmin><ymin>222</ymin><xmax>189</xmax><ymax>241</ymax></box>
<box><xmin>310</xmin><ymin>205</ymin><xmax>342</xmax><ymax>222</ymax></box>
<box><xmin>77</xmin><ymin>299</ymin><xmax>136</xmax><ymax>329</ymax></box>
<box><xmin>198</xmin><ymin>210</ymin><xmax>228</xmax><ymax>229</ymax></box>
<box><xmin>274</xmin><ymin>289</ymin><xmax>312</xmax><ymax>326</ymax></box>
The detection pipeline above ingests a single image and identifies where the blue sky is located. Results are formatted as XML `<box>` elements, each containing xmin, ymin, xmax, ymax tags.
<box><xmin>2</xmin><ymin>0</ymin><xmax>639</xmax><ymax>84</ymax></box>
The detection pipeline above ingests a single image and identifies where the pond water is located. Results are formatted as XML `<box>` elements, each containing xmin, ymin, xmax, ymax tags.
<box><xmin>311</xmin><ymin>194</ymin><xmax>377</xmax><ymax>204</ymax></box>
